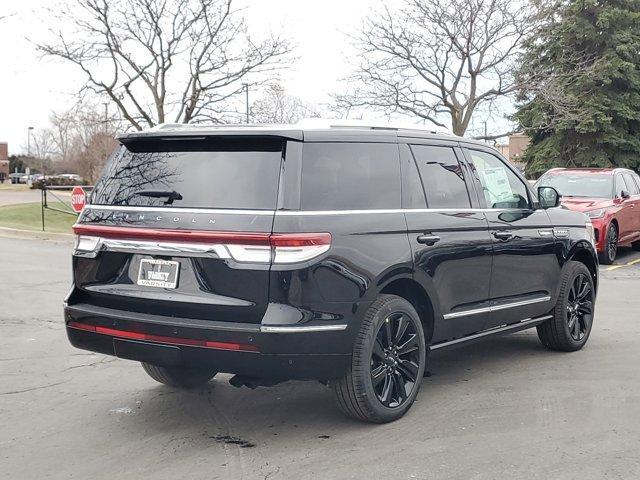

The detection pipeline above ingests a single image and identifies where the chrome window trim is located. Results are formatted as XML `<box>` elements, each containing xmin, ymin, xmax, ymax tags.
<box><xmin>276</xmin><ymin>208</ymin><xmax>496</xmax><ymax>215</ymax></box>
<box><xmin>443</xmin><ymin>295</ymin><xmax>552</xmax><ymax>320</ymax></box>
<box><xmin>83</xmin><ymin>205</ymin><xmax>532</xmax><ymax>216</ymax></box>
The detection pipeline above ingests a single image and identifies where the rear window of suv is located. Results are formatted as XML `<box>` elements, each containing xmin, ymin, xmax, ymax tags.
<box><xmin>301</xmin><ymin>142</ymin><xmax>400</xmax><ymax>210</ymax></box>
<box><xmin>91</xmin><ymin>137</ymin><xmax>284</xmax><ymax>209</ymax></box>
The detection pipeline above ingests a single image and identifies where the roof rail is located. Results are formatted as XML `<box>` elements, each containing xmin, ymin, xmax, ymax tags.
<box><xmin>146</xmin><ymin>119</ymin><xmax>453</xmax><ymax>136</ymax></box>
<box><xmin>149</xmin><ymin>123</ymin><xmax>187</xmax><ymax>131</ymax></box>
<box><xmin>295</xmin><ymin>118</ymin><xmax>451</xmax><ymax>135</ymax></box>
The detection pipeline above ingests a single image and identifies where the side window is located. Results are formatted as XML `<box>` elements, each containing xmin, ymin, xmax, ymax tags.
<box><xmin>614</xmin><ymin>174</ymin><xmax>628</xmax><ymax>197</ymax></box>
<box><xmin>623</xmin><ymin>173</ymin><xmax>639</xmax><ymax>195</ymax></box>
<box><xmin>301</xmin><ymin>143</ymin><xmax>400</xmax><ymax>210</ymax></box>
<box><xmin>466</xmin><ymin>150</ymin><xmax>530</xmax><ymax>209</ymax></box>
<box><xmin>399</xmin><ymin>144</ymin><xmax>428</xmax><ymax>209</ymax></box>
<box><xmin>410</xmin><ymin>145</ymin><xmax>471</xmax><ymax>208</ymax></box>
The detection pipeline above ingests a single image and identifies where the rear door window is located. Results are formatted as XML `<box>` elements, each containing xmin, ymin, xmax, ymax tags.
<box><xmin>410</xmin><ymin>145</ymin><xmax>471</xmax><ymax>209</ymax></box>
<box><xmin>615</xmin><ymin>174</ymin><xmax>629</xmax><ymax>197</ymax></box>
<box><xmin>623</xmin><ymin>173</ymin><xmax>640</xmax><ymax>195</ymax></box>
<box><xmin>91</xmin><ymin>138</ymin><xmax>284</xmax><ymax>209</ymax></box>
<box><xmin>300</xmin><ymin>143</ymin><xmax>400</xmax><ymax>210</ymax></box>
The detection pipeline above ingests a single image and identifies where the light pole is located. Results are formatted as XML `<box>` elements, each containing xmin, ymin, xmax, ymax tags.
<box><xmin>243</xmin><ymin>83</ymin><xmax>250</xmax><ymax>124</ymax></box>
<box><xmin>103</xmin><ymin>102</ymin><xmax>109</xmax><ymax>132</ymax></box>
<box><xmin>27</xmin><ymin>126</ymin><xmax>34</xmax><ymax>157</ymax></box>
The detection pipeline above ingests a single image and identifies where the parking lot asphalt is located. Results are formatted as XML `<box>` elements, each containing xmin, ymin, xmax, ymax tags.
<box><xmin>2</xmin><ymin>236</ymin><xmax>640</xmax><ymax>480</ymax></box>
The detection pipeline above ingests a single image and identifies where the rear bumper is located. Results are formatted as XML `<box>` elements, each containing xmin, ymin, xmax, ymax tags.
<box><xmin>64</xmin><ymin>303</ymin><xmax>353</xmax><ymax>380</ymax></box>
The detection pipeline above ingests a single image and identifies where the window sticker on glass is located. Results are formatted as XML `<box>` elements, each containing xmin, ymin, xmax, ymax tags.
<box><xmin>479</xmin><ymin>166</ymin><xmax>513</xmax><ymax>204</ymax></box>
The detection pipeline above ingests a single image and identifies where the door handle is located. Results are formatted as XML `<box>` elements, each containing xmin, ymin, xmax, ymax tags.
<box><xmin>417</xmin><ymin>234</ymin><xmax>441</xmax><ymax>245</ymax></box>
<box><xmin>493</xmin><ymin>231</ymin><xmax>514</xmax><ymax>241</ymax></box>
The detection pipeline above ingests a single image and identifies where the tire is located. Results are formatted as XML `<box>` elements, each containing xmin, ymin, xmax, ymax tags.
<box><xmin>632</xmin><ymin>240</ymin><xmax>640</xmax><ymax>251</ymax></box>
<box><xmin>598</xmin><ymin>223</ymin><xmax>618</xmax><ymax>265</ymax></box>
<box><xmin>537</xmin><ymin>261</ymin><xmax>595</xmax><ymax>352</ymax></box>
<box><xmin>141</xmin><ymin>363</ymin><xmax>217</xmax><ymax>388</ymax></box>
<box><xmin>332</xmin><ymin>294</ymin><xmax>426</xmax><ymax>423</ymax></box>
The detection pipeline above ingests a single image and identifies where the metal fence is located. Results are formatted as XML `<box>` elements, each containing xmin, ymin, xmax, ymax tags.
<box><xmin>40</xmin><ymin>185</ymin><xmax>94</xmax><ymax>232</ymax></box>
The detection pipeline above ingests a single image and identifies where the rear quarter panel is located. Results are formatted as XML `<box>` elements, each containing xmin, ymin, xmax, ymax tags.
<box><xmin>269</xmin><ymin>212</ymin><xmax>413</xmax><ymax>352</ymax></box>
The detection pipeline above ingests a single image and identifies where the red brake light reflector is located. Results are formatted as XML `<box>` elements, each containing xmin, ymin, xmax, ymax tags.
<box><xmin>67</xmin><ymin>321</ymin><xmax>259</xmax><ymax>352</ymax></box>
<box><xmin>269</xmin><ymin>232</ymin><xmax>332</xmax><ymax>247</ymax></box>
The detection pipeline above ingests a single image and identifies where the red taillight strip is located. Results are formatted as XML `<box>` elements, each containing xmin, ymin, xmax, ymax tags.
<box><xmin>73</xmin><ymin>224</ymin><xmax>271</xmax><ymax>245</ymax></box>
<box><xmin>67</xmin><ymin>321</ymin><xmax>259</xmax><ymax>353</ymax></box>
<box><xmin>269</xmin><ymin>232</ymin><xmax>331</xmax><ymax>247</ymax></box>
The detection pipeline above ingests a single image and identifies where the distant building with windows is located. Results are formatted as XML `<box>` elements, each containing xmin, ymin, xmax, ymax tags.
<box><xmin>0</xmin><ymin>143</ymin><xmax>9</xmax><ymax>182</ymax></box>
<box><xmin>495</xmin><ymin>133</ymin><xmax>529</xmax><ymax>171</ymax></box>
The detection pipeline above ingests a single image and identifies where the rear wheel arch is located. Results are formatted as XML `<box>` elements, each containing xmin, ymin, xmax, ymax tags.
<box><xmin>608</xmin><ymin>218</ymin><xmax>619</xmax><ymax>240</ymax></box>
<box><xmin>610</xmin><ymin>218</ymin><xmax>619</xmax><ymax>231</ymax></box>
<box><xmin>380</xmin><ymin>278</ymin><xmax>435</xmax><ymax>344</ymax></box>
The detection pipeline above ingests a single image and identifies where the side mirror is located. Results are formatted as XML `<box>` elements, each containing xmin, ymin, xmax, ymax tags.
<box><xmin>538</xmin><ymin>186</ymin><xmax>561</xmax><ymax>209</ymax></box>
<box><xmin>621</xmin><ymin>190</ymin><xmax>630</xmax><ymax>199</ymax></box>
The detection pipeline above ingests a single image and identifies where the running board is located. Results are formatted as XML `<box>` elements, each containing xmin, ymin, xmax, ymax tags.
<box><xmin>430</xmin><ymin>315</ymin><xmax>553</xmax><ymax>352</ymax></box>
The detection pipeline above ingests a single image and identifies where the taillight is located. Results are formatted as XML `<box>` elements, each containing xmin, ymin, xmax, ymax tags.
<box><xmin>270</xmin><ymin>233</ymin><xmax>332</xmax><ymax>263</ymax></box>
<box><xmin>72</xmin><ymin>225</ymin><xmax>331</xmax><ymax>264</ymax></box>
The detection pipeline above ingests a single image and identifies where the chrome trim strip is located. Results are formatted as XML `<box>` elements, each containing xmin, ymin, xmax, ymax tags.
<box><xmin>76</xmin><ymin>237</ymin><xmax>231</xmax><ymax>259</ymax></box>
<box><xmin>491</xmin><ymin>296</ymin><xmax>551</xmax><ymax>312</ymax></box>
<box><xmin>443</xmin><ymin>295</ymin><xmax>552</xmax><ymax>320</ymax></box>
<box><xmin>431</xmin><ymin>315</ymin><xmax>553</xmax><ymax>350</ymax></box>
<box><xmin>444</xmin><ymin>305</ymin><xmax>492</xmax><ymax>319</ymax></box>
<box><xmin>84</xmin><ymin>205</ymin><xmax>529</xmax><ymax>216</ymax></box>
<box><xmin>260</xmin><ymin>324</ymin><xmax>348</xmax><ymax>333</ymax></box>
<box><xmin>84</xmin><ymin>205</ymin><xmax>275</xmax><ymax>215</ymax></box>
<box><xmin>276</xmin><ymin>208</ymin><xmax>525</xmax><ymax>216</ymax></box>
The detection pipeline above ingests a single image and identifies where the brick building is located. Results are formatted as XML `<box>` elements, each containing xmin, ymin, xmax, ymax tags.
<box><xmin>495</xmin><ymin>133</ymin><xmax>529</xmax><ymax>171</ymax></box>
<box><xmin>0</xmin><ymin>143</ymin><xmax>9</xmax><ymax>183</ymax></box>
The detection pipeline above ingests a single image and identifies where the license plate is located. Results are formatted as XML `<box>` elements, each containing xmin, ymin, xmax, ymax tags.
<box><xmin>137</xmin><ymin>259</ymin><xmax>180</xmax><ymax>289</ymax></box>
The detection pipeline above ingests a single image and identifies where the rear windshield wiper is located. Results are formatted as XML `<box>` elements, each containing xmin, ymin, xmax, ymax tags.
<box><xmin>135</xmin><ymin>189</ymin><xmax>183</xmax><ymax>205</ymax></box>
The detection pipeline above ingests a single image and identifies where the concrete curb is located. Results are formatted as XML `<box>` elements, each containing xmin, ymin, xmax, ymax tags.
<box><xmin>0</xmin><ymin>226</ymin><xmax>74</xmax><ymax>243</ymax></box>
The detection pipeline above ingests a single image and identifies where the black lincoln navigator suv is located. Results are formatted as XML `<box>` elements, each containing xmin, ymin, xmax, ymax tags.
<box><xmin>65</xmin><ymin>123</ymin><xmax>598</xmax><ymax>423</ymax></box>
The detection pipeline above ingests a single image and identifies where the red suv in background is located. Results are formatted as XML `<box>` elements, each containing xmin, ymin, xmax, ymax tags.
<box><xmin>536</xmin><ymin>168</ymin><xmax>640</xmax><ymax>264</ymax></box>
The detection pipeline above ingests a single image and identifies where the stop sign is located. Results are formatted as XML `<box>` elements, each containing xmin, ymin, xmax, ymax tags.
<box><xmin>70</xmin><ymin>186</ymin><xmax>87</xmax><ymax>213</ymax></box>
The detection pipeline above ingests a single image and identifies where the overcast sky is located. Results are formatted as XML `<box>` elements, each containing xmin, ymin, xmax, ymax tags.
<box><xmin>0</xmin><ymin>0</ymin><xmax>507</xmax><ymax>156</ymax></box>
<box><xmin>0</xmin><ymin>0</ymin><xmax>397</xmax><ymax>155</ymax></box>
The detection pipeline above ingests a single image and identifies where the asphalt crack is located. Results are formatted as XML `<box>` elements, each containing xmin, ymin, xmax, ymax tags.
<box><xmin>1</xmin><ymin>380</ymin><xmax>68</xmax><ymax>395</ymax></box>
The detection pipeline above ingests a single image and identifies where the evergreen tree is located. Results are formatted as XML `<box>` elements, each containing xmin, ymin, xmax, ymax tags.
<box><xmin>515</xmin><ymin>0</ymin><xmax>640</xmax><ymax>177</ymax></box>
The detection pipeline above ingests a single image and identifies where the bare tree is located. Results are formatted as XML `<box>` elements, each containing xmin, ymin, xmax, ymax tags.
<box><xmin>50</xmin><ymin>110</ymin><xmax>78</xmax><ymax>164</ymax></box>
<box><xmin>251</xmin><ymin>84</ymin><xmax>320</xmax><ymax>124</ymax></box>
<box><xmin>39</xmin><ymin>0</ymin><xmax>292</xmax><ymax>130</ymax></box>
<box><xmin>30</xmin><ymin>129</ymin><xmax>56</xmax><ymax>161</ymax></box>
<box><xmin>335</xmin><ymin>0</ymin><xmax>541</xmax><ymax>137</ymax></box>
<box><xmin>45</xmin><ymin>104</ymin><xmax>121</xmax><ymax>181</ymax></box>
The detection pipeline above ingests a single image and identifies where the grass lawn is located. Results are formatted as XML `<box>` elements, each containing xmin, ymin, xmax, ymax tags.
<box><xmin>0</xmin><ymin>183</ymin><xmax>30</xmax><ymax>192</ymax></box>
<box><xmin>0</xmin><ymin>202</ymin><xmax>77</xmax><ymax>233</ymax></box>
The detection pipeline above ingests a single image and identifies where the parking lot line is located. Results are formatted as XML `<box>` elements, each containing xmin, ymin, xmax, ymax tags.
<box><xmin>606</xmin><ymin>258</ymin><xmax>640</xmax><ymax>271</ymax></box>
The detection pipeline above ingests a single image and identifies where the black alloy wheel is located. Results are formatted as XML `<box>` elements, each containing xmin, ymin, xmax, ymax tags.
<box><xmin>566</xmin><ymin>273</ymin><xmax>594</xmax><ymax>342</ymax></box>
<box><xmin>600</xmin><ymin>223</ymin><xmax>617</xmax><ymax>265</ymax></box>
<box><xmin>537</xmin><ymin>261</ymin><xmax>595</xmax><ymax>352</ymax></box>
<box><xmin>332</xmin><ymin>294</ymin><xmax>426</xmax><ymax>423</ymax></box>
<box><xmin>370</xmin><ymin>312</ymin><xmax>421</xmax><ymax>408</ymax></box>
